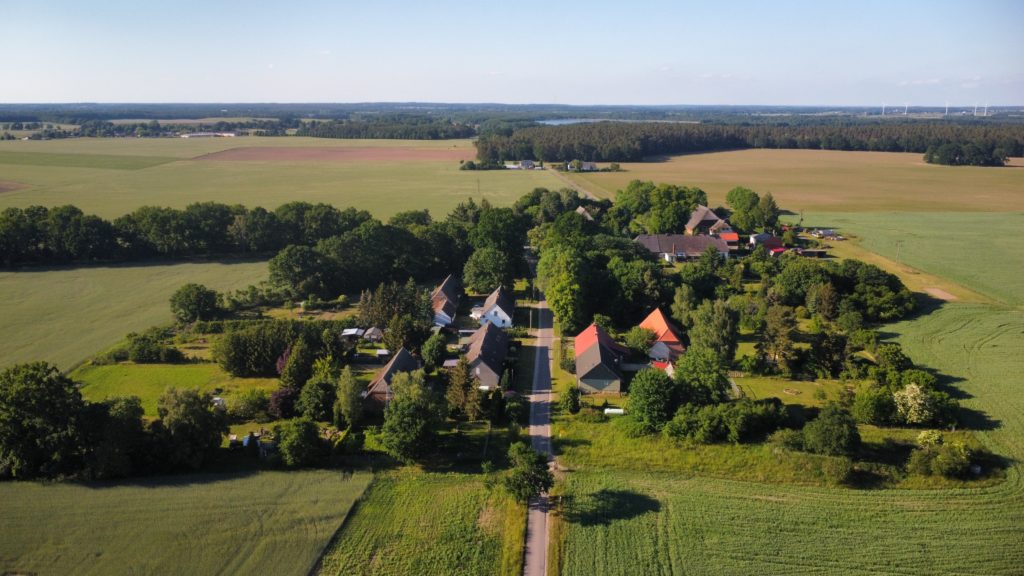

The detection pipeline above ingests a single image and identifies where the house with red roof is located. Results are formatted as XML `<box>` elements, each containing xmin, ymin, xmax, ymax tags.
<box><xmin>574</xmin><ymin>323</ymin><xmax>628</xmax><ymax>394</ymax></box>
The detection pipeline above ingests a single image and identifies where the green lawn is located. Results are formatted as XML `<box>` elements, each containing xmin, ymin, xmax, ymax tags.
<box><xmin>317</xmin><ymin>468</ymin><xmax>525</xmax><ymax>576</ymax></box>
<box><xmin>74</xmin><ymin>362</ymin><xmax>278</xmax><ymax>417</ymax></box>
<box><xmin>0</xmin><ymin>260</ymin><xmax>268</xmax><ymax>371</ymax></box>
<box><xmin>0</xmin><ymin>469</ymin><xmax>372</xmax><ymax>576</ymax></box>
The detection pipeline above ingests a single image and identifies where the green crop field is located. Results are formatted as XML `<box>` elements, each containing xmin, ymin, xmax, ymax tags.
<box><xmin>802</xmin><ymin>211</ymin><xmax>1024</xmax><ymax>307</ymax></box>
<box><xmin>564</xmin><ymin>149</ymin><xmax>1024</xmax><ymax>212</ymax></box>
<box><xmin>0</xmin><ymin>469</ymin><xmax>372</xmax><ymax>575</ymax></box>
<box><xmin>0</xmin><ymin>137</ymin><xmax>564</xmax><ymax>219</ymax></box>
<box><xmin>556</xmin><ymin>304</ymin><xmax>1024</xmax><ymax>575</ymax></box>
<box><xmin>74</xmin><ymin>362</ymin><xmax>278</xmax><ymax>417</ymax></box>
<box><xmin>0</xmin><ymin>260</ymin><xmax>268</xmax><ymax>371</ymax></box>
<box><xmin>317</xmin><ymin>468</ymin><xmax>526</xmax><ymax>576</ymax></box>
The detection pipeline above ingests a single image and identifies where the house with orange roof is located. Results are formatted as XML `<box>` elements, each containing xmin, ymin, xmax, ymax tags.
<box><xmin>638</xmin><ymin>308</ymin><xmax>686</xmax><ymax>366</ymax></box>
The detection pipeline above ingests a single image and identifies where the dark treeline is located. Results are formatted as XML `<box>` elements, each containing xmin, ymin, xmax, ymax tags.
<box><xmin>0</xmin><ymin>202</ymin><xmax>374</xmax><ymax>265</ymax></box>
<box><xmin>296</xmin><ymin>116</ymin><xmax>476</xmax><ymax>140</ymax></box>
<box><xmin>0</xmin><ymin>199</ymin><xmax>491</xmax><ymax>299</ymax></box>
<box><xmin>475</xmin><ymin>121</ymin><xmax>1024</xmax><ymax>163</ymax></box>
<box><xmin>923</xmin><ymin>142</ymin><xmax>1009</xmax><ymax>166</ymax></box>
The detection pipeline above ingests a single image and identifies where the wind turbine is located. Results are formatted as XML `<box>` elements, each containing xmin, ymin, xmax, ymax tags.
<box><xmin>882</xmin><ymin>103</ymin><xmax>886</xmax><ymax>116</ymax></box>
<box><xmin>944</xmin><ymin>101</ymin><xmax>949</xmax><ymax>116</ymax></box>
<box><xmin>974</xmin><ymin>103</ymin><xmax>978</xmax><ymax>116</ymax></box>
<box><xmin>904</xmin><ymin>103</ymin><xmax>909</xmax><ymax>116</ymax></box>
<box><xmin>984</xmin><ymin>102</ymin><xmax>989</xmax><ymax>117</ymax></box>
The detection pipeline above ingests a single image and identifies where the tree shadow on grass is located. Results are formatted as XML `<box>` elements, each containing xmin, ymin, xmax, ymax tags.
<box><xmin>563</xmin><ymin>488</ymin><xmax>661</xmax><ymax>526</ymax></box>
<box><xmin>957</xmin><ymin>407</ymin><xmax>1001</xmax><ymax>432</ymax></box>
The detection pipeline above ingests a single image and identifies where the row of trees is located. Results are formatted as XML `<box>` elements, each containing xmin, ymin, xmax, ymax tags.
<box><xmin>0</xmin><ymin>363</ymin><xmax>226</xmax><ymax>480</ymax></box>
<box><xmin>923</xmin><ymin>141</ymin><xmax>1010</xmax><ymax>166</ymax></box>
<box><xmin>476</xmin><ymin>120</ymin><xmax>1024</xmax><ymax>163</ymax></box>
<box><xmin>0</xmin><ymin>201</ymin><xmax>375</xmax><ymax>265</ymax></box>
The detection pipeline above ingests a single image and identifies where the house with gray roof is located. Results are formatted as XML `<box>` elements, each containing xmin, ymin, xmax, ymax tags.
<box><xmin>364</xmin><ymin>347</ymin><xmax>419</xmax><ymax>410</ymax></box>
<box><xmin>634</xmin><ymin>234</ymin><xmax>730</xmax><ymax>263</ymax></box>
<box><xmin>470</xmin><ymin>285</ymin><xmax>515</xmax><ymax>328</ymax></box>
<box><xmin>464</xmin><ymin>322</ymin><xmax>509</xmax><ymax>390</ymax></box>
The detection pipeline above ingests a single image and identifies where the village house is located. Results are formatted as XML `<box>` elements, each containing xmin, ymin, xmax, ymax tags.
<box><xmin>363</xmin><ymin>347</ymin><xmax>419</xmax><ymax>411</ymax></box>
<box><xmin>363</xmin><ymin>326</ymin><xmax>384</xmax><ymax>342</ymax></box>
<box><xmin>685</xmin><ymin>205</ymin><xmax>731</xmax><ymax>236</ymax></box>
<box><xmin>634</xmin><ymin>234</ymin><xmax>730</xmax><ymax>263</ymax></box>
<box><xmin>431</xmin><ymin>274</ymin><xmax>461</xmax><ymax>328</ymax></box>
<box><xmin>575</xmin><ymin>205</ymin><xmax>595</xmax><ymax>221</ymax></box>
<box><xmin>749</xmin><ymin>232</ymin><xmax>784</xmax><ymax>251</ymax></box>
<box><xmin>574</xmin><ymin>323</ymin><xmax>628</xmax><ymax>394</ymax></box>
<box><xmin>638</xmin><ymin>308</ymin><xmax>685</xmax><ymax>369</ymax></box>
<box><xmin>465</xmin><ymin>322</ymin><xmax>509</xmax><ymax>390</ymax></box>
<box><xmin>471</xmin><ymin>285</ymin><xmax>515</xmax><ymax>328</ymax></box>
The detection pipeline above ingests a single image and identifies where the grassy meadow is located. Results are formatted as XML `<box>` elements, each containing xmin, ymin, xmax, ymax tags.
<box><xmin>563</xmin><ymin>149</ymin><xmax>1024</xmax><ymax>212</ymax></box>
<box><xmin>0</xmin><ymin>470</ymin><xmax>372</xmax><ymax>576</ymax></box>
<box><xmin>73</xmin><ymin>362</ymin><xmax>278</xmax><ymax>417</ymax></box>
<box><xmin>0</xmin><ymin>137</ymin><xmax>563</xmax><ymax>219</ymax></box>
<box><xmin>317</xmin><ymin>469</ymin><xmax>526</xmax><ymax>576</ymax></box>
<box><xmin>0</xmin><ymin>260</ymin><xmax>268</xmax><ymax>370</ymax></box>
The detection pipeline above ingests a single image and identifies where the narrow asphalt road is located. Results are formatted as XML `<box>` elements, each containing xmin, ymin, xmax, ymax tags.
<box><xmin>523</xmin><ymin>298</ymin><xmax>554</xmax><ymax>576</ymax></box>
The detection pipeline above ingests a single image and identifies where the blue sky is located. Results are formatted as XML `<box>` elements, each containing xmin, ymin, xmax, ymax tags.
<box><xmin>2</xmin><ymin>0</ymin><xmax>1021</xmax><ymax>105</ymax></box>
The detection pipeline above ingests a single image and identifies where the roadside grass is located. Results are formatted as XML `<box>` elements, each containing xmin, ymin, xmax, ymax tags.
<box><xmin>316</xmin><ymin>468</ymin><xmax>524</xmax><ymax>576</ymax></box>
<box><xmin>562</xmin><ymin>149</ymin><xmax>1024</xmax><ymax>212</ymax></box>
<box><xmin>0</xmin><ymin>469</ymin><xmax>372</xmax><ymax>576</ymax></box>
<box><xmin>73</xmin><ymin>362</ymin><xmax>278</xmax><ymax>417</ymax></box>
<box><xmin>801</xmin><ymin>211</ymin><xmax>1024</xmax><ymax>307</ymax></box>
<box><xmin>0</xmin><ymin>260</ymin><xmax>268</xmax><ymax>371</ymax></box>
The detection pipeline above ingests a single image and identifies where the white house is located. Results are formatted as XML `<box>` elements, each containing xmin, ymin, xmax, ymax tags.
<box><xmin>430</xmin><ymin>274</ymin><xmax>461</xmax><ymax>327</ymax></box>
<box><xmin>470</xmin><ymin>285</ymin><xmax>515</xmax><ymax>328</ymax></box>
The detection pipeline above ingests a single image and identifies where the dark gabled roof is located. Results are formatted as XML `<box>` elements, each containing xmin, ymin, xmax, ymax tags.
<box><xmin>431</xmin><ymin>274</ymin><xmax>461</xmax><ymax>318</ymax></box>
<box><xmin>685</xmin><ymin>205</ymin><xmax>724</xmax><ymax>233</ymax></box>
<box><xmin>482</xmin><ymin>285</ymin><xmax>515</xmax><ymax>316</ymax></box>
<box><xmin>574</xmin><ymin>323</ymin><xmax>626</xmax><ymax>379</ymax></box>
<box><xmin>575</xmin><ymin>341</ymin><xmax>623</xmax><ymax>380</ymax></box>
<box><xmin>367</xmin><ymin>348</ymin><xmax>419</xmax><ymax>396</ymax></box>
<box><xmin>633</xmin><ymin>234</ymin><xmax>730</xmax><ymax>257</ymax></box>
<box><xmin>465</xmin><ymin>322</ymin><xmax>508</xmax><ymax>375</ymax></box>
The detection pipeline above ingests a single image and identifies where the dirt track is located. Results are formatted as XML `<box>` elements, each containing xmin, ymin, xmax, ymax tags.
<box><xmin>194</xmin><ymin>146</ymin><xmax>473</xmax><ymax>163</ymax></box>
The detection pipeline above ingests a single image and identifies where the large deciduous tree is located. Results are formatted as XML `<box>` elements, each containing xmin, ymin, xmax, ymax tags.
<box><xmin>169</xmin><ymin>283</ymin><xmax>220</xmax><ymax>323</ymax></box>
<box><xmin>0</xmin><ymin>362</ymin><xmax>86</xmax><ymax>479</ymax></box>
<box><xmin>688</xmin><ymin>299</ymin><xmax>739</xmax><ymax>364</ymax></box>
<box><xmin>628</xmin><ymin>368</ymin><xmax>677</xmax><ymax>432</ymax></box>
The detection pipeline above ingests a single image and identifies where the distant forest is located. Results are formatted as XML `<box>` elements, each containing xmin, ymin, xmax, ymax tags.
<box><xmin>474</xmin><ymin>121</ymin><xmax>1024</xmax><ymax>165</ymax></box>
<box><xmin>296</xmin><ymin>117</ymin><xmax>475</xmax><ymax>140</ymax></box>
<box><xmin>2</xmin><ymin>104</ymin><xmax>1023</xmax><ymax>162</ymax></box>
